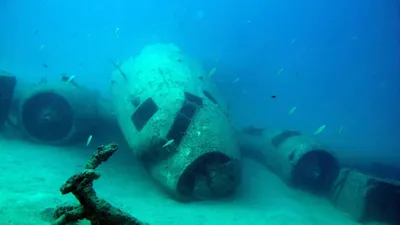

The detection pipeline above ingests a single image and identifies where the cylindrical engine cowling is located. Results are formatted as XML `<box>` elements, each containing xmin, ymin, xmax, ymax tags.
<box><xmin>238</xmin><ymin>129</ymin><xmax>339</xmax><ymax>195</ymax></box>
<box><xmin>110</xmin><ymin>43</ymin><xmax>241</xmax><ymax>201</ymax></box>
<box><xmin>17</xmin><ymin>82</ymin><xmax>99</xmax><ymax>145</ymax></box>
<box><xmin>330</xmin><ymin>168</ymin><xmax>400</xmax><ymax>224</ymax></box>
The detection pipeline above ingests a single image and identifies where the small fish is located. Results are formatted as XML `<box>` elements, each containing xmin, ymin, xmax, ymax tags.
<box><xmin>271</xmin><ymin>95</ymin><xmax>277</xmax><ymax>98</ymax></box>
<box><xmin>86</xmin><ymin>135</ymin><xmax>93</xmax><ymax>146</ymax></box>
<box><xmin>66</xmin><ymin>75</ymin><xmax>75</xmax><ymax>84</ymax></box>
<box><xmin>208</xmin><ymin>67</ymin><xmax>216</xmax><ymax>77</ymax></box>
<box><xmin>314</xmin><ymin>125</ymin><xmax>326</xmax><ymax>135</ymax></box>
<box><xmin>232</xmin><ymin>77</ymin><xmax>240</xmax><ymax>83</ymax></box>
<box><xmin>288</xmin><ymin>106</ymin><xmax>297</xmax><ymax>115</ymax></box>
<box><xmin>162</xmin><ymin>139</ymin><xmax>174</xmax><ymax>148</ymax></box>
<box><xmin>277</xmin><ymin>68</ymin><xmax>284</xmax><ymax>75</ymax></box>
<box><xmin>39</xmin><ymin>45</ymin><xmax>45</xmax><ymax>50</ymax></box>
<box><xmin>34</xmin><ymin>28</ymin><xmax>40</xmax><ymax>35</ymax></box>
<box><xmin>338</xmin><ymin>126</ymin><xmax>344</xmax><ymax>136</ymax></box>
<box><xmin>42</xmin><ymin>63</ymin><xmax>48</xmax><ymax>68</ymax></box>
<box><xmin>114</xmin><ymin>27</ymin><xmax>120</xmax><ymax>38</ymax></box>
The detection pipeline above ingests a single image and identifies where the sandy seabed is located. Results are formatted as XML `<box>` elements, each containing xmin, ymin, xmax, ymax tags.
<box><xmin>0</xmin><ymin>136</ymin><xmax>366</xmax><ymax>225</ymax></box>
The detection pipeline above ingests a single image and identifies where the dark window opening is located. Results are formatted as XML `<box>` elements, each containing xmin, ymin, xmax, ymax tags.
<box><xmin>202</xmin><ymin>90</ymin><xmax>218</xmax><ymax>105</ymax></box>
<box><xmin>131</xmin><ymin>97</ymin><xmax>158</xmax><ymax>131</ymax></box>
<box><xmin>184</xmin><ymin>92</ymin><xmax>203</xmax><ymax>106</ymax></box>
<box><xmin>180</xmin><ymin>101</ymin><xmax>197</xmax><ymax>119</ymax></box>
<box><xmin>166</xmin><ymin>92</ymin><xmax>202</xmax><ymax>146</ymax></box>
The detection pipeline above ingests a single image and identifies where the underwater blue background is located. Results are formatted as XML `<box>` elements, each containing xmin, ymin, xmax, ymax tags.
<box><xmin>1</xmin><ymin>0</ymin><xmax>399</xmax><ymax>160</ymax></box>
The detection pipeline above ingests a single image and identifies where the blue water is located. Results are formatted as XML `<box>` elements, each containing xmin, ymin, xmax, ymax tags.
<box><xmin>1</xmin><ymin>0</ymin><xmax>399</xmax><ymax>165</ymax></box>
